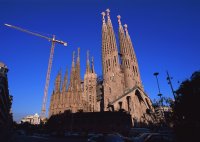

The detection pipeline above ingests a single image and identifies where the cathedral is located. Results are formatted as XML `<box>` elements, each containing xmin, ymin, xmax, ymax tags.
<box><xmin>49</xmin><ymin>9</ymin><xmax>154</xmax><ymax>124</ymax></box>
<box><xmin>49</xmin><ymin>49</ymin><xmax>98</xmax><ymax>116</ymax></box>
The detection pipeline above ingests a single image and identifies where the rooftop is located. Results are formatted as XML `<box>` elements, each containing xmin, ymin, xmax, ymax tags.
<box><xmin>0</xmin><ymin>62</ymin><xmax>8</xmax><ymax>69</ymax></box>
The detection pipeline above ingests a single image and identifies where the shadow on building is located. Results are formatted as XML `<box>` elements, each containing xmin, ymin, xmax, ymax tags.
<box><xmin>0</xmin><ymin>62</ymin><xmax>13</xmax><ymax>141</ymax></box>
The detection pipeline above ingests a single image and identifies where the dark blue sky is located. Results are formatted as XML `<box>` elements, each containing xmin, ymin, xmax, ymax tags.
<box><xmin>0</xmin><ymin>0</ymin><xmax>199</xmax><ymax>122</ymax></box>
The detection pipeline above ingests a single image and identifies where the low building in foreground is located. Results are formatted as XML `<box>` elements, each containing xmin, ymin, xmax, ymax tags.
<box><xmin>47</xmin><ymin>111</ymin><xmax>132</xmax><ymax>134</ymax></box>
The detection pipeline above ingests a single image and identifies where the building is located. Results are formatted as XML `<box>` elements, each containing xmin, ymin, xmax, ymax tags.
<box><xmin>101</xmin><ymin>9</ymin><xmax>155</xmax><ymax>124</ymax></box>
<box><xmin>49</xmin><ymin>48</ymin><xmax>98</xmax><ymax>116</ymax></box>
<box><xmin>154</xmin><ymin>106</ymin><xmax>173</xmax><ymax>122</ymax></box>
<box><xmin>21</xmin><ymin>113</ymin><xmax>40</xmax><ymax>125</ymax></box>
<box><xmin>0</xmin><ymin>62</ymin><xmax>13</xmax><ymax>140</ymax></box>
<box><xmin>49</xmin><ymin>9</ymin><xmax>155</xmax><ymax>125</ymax></box>
<box><xmin>48</xmin><ymin>111</ymin><xmax>132</xmax><ymax>134</ymax></box>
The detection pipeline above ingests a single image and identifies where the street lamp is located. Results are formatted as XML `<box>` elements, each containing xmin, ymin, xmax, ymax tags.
<box><xmin>153</xmin><ymin>72</ymin><xmax>163</xmax><ymax>106</ymax></box>
<box><xmin>153</xmin><ymin>73</ymin><xmax>161</xmax><ymax>95</ymax></box>
<box><xmin>153</xmin><ymin>72</ymin><xmax>165</xmax><ymax>123</ymax></box>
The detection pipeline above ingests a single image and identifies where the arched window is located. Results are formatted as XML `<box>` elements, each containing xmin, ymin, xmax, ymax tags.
<box><xmin>119</xmin><ymin>101</ymin><xmax>122</xmax><ymax>110</ymax></box>
<box><xmin>135</xmin><ymin>90</ymin><xmax>144</xmax><ymax>103</ymax></box>
<box><xmin>126</xmin><ymin>96</ymin><xmax>131</xmax><ymax>112</ymax></box>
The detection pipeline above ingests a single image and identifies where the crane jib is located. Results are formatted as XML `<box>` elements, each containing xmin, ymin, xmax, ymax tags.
<box><xmin>4</xmin><ymin>23</ymin><xmax>67</xmax><ymax>120</ymax></box>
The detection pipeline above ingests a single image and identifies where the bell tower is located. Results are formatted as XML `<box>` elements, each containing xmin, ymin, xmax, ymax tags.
<box><xmin>101</xmin><ymin>9</ymin><xmax>125</xmax><ymax>111</ymax></box>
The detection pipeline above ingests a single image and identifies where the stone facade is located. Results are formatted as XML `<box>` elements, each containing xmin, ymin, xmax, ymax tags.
<box><xmin>101</xmin><ymin>9</ymin><xmax>155</xmax><ymax>124</ymax></box>
<box><xmin>49</xmin><ymin>9</ymin><xmax>155</xmax><ymax>124</ymax></box>
<box><xmin>21</xmin><ymin>113</ymin><xmax>40</xmax><ymax>125</ymax></box>
<box><xmin>49</xmin><ymin>48</ymin><xmax>98</xmax><ymax>117</ymax></box>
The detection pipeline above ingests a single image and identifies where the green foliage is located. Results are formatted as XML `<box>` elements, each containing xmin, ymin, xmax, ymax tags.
<box><xmin>173</xmin><ymin>70</ymin><xmax>200</xmax><ymax>141</ymax></box>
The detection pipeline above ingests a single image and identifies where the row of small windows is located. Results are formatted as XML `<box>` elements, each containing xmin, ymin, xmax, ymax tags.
<box><xmin>104</xmin><ymin>56</ymin><xmax>118</xmax><ymax>73</ymax></box>
<box><xmin>121</xmin><ymin>59</ymin><xmax>138</xmax><ymax>77</ymax></box>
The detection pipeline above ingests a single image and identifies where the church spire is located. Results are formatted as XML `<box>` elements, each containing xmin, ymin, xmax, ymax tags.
<box><xmin>77</xmin><ymin>48</ymin><xmax>80</xmax><ymax>63</ymax></box>
<box><xmin>102</xmin><ymin>11</ymin><xmax>106</xmax><ymax>24</ymax></box>
<box><xmin>124</xmin><ymin>24</ymin><xmax>135</xmax><ymax>59</ymax></box>
<box><xmin>101</xmin><ymin>12</ymin><xmax>107</xmax><ymax>57</ymax></box>
<box><xmin>72</xmin><ymin>51</ymin><xmax>75</xmax><ymax>68</ymax></box>
<box><xmin>76</xmin><ymin>48</ymin><xmax>81</xmax><ymax>80</ymax></box>
<box><xmin>91</xmin><ymin>56</ymin><xmax>95</xmax><ymax>73</ymax></box>
<box><xmin>124</xmin><ymin>24</ymin><xmax>143</xmax><ymax>89</ymax></box>
<box><xmin>117</xmin><ymin>15</ymin><xmax>127</xmax><ymax>54</ymax></box>
<box><xmin>55</xmin><ymin>70</ymin><xmax>61</xmax><ymax>93</ymax></box>
<box><xmin>62</xmin><ymin>67</ymin><xmax>68</xmax><ymax>92</ymax></box>
<box><xmin>106</xmin><ymin>9</ymin><xmax>118</xmax><ymax>53</ymax></box>
<box><xmin>86</xmin><ymin>50</ymin><xmax>91</xmax><ymax>73</ymax></box>
<box><xmin>117</xmin><ymin>15</ymin><xmax>122</xmax><ymax>27</ymax></box>
<box><xmin>101</xmin><ymin>9</ymin><xmax>125</xmax><ymax>111</ymax></box>
<box><xmin>68</xmin><ymin>51</ymin><xmax>76</xmax><ymax>91</ymax></box>
<box><xmin>76</xmin><ymin>48</ymin><xmax>81</xmax><ymax>91</ymax></box>
<box><xmin>118</xmin><ymin>16</ymin><xmax>133</xmax><ymax>88</ymax></box>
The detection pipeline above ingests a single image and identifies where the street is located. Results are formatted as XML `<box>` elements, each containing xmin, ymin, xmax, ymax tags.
<box><xmin>10</xmin><ymin>134</ymin><xmax>87</xmax><ymax>142</ymax></box>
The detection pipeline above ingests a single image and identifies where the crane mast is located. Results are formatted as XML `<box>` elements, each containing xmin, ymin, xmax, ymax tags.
<box><xmin>4</xmin><ymin>24</ymin><xmax>67</xmax><ymax>120</ymax></box>
<box><xmin>41</xmin><ymin>35</ymin><xmax>56</xmax><ymax>120</ymax></box>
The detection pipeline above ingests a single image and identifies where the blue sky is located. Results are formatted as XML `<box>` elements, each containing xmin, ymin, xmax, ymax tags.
<box><xmin>0</xmin><ymin>0</ymin><xmax>199</xmax><ymax>122</ymax></box>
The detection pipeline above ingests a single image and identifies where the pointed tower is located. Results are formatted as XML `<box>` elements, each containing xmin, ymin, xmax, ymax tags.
<box><xmin>91</xmin><ymin>57</ymin><xmax>95</xmax><ymax>73</ymax></box>
<box><xmin>76</xmin><ymin>48</ymin><xmax>81</xmax><ymax>91</ymax></box>
<box><xmin>101</xmin><ymin>9</ymin><xmax>125</xmax><ymax>111</ymax></box>
<box><xmin>59</xmin><ymin>67</ymin><xmax>68</xmax><ymax>112</ymax></box>
<box><xmin>49</xmin><ymin>71</ymin><xmax>61</xmax><ymax>117</ymax></box>
<box><xmin>62</xmin><ymin>67</ymin><xmax>68</xmax><ymax>92</ymax></box>
<box><xmin>68</xmin><ymin>51</ymin><xmax>76</xmax><ymax>92</ymax></box>
<box><xmin>49</xmin><ymin>90</ymin><xmax>55</xmax><ymax>117</ymax></box>
<box><xmin>50</xmin><ymin>71</ymin><xmax>61</xmax><ymax>114</ymax></box>
<box><xmin>84</xmin><ymin>51</ymin><xmax>97</xmax><ymax>112</ymax></box>
<box><xmin>55</xmin><ymin>71</ymin><xmax>61</xmax><ymax>93</ymax></box>
<box><xmin>118</xmin><ymin>15</ymin><xmax>136</xmax><ymax>89</ymax></box>
<box><xmin>86</xmin><ymin>51</ymin><xmax>91</xmax><ymax>73</ymax></box>
<box><xmin>124</xmin><ymin>24</ymin><xmax>143</xmax><ymax>89</ymax></box>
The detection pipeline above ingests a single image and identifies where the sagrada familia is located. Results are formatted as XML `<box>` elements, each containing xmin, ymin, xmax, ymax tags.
<box><xmin>49</xmin><ymin>9</ymin><xmax>154</xmax><ymax>123</ymax></box>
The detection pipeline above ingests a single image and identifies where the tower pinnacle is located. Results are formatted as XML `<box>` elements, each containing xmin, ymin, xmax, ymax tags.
<box><xmin>91</xmin><ymin>56</ymin><xmax>95</xmax><ymax>73</ymax></box>
<box><xmin>77</xmin><ymin>48</ymin><xmax>80</xmax><ymax>61</ymax></box>
<box><xmin>101</xmin><ymin>12</ymin><xmax>106</xmax><ymax>23</ymax></box>
<box><xmin>72</xmin><ymin>51</ymin><xmax>75</xmax><ymax>67</ymax></box>
<box><xmin>117</xmin><ymin>15</ymin><xmax>122</xmax><ymax>26</ymax></box>
<box><xmin>62</xmin><ymin>67</ymin><xmax>68</xmax><ymax>92</ymax></box>
<box><xmin>124</xmin><ymin>24</ymin><xmax>128</xmax><ymax>34</ymax></box>
<box><xmin>106</xmin><ymin>9</ymin><xmax>110</xmax><ymax>19</ymax></box>
<box><xmin>86</xmin><ymin>50</ymin><xmax>91</xmax><ymax>73</ymax></box>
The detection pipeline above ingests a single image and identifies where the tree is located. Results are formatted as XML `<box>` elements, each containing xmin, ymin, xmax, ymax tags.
<box><xmin>173</xmin><ymin>70</ymin><xmax>200</xmax><ymax>142</ymax></box>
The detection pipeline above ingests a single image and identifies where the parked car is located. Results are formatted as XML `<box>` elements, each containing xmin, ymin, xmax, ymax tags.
<box><xmin>130</xmin><ymin>133</ymin><xmax>159</xmax><ymax>142</ymax></box>
<box><xmin>16</xmin><ymin>130</ymin><xmax>26</xmax><ymax>135</ymax></box>
<box><xmin>128</xmin><ymin>128</ymin><xmax>151</xmax><ymax>137</ymax></box>
<box><xmin>114</xmin><ymin>132</ymin><xmax>132</xmax><ymax>142</ymax></box>
<box><xmin>88</xmin><ymin>133</ymin><xmax>125</xmax><ymax>142</ymax></box>
<box><xmin>143</xmin><ymin>133</ymin><xmax>175</xmax><ymax>142</ymax></box>
<box><xmin>129</xmin><ymin>132</ymin><xmax>175</xmax><ymax>142</ymax></box>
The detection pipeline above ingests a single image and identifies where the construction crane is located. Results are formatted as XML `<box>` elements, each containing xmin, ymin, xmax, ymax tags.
<box><xmin>4</xmin><ymin>23</ymin><xmax>67</xmax><ymax>120</ymax></box>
